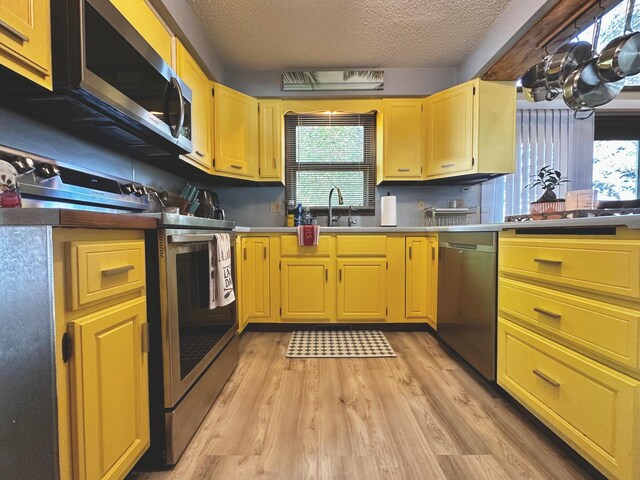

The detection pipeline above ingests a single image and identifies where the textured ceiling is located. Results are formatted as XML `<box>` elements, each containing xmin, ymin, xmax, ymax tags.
<box><xmin>186</xmin><ymin>0</ymin><xmax>513</xmax><ymax>71</ymax></box>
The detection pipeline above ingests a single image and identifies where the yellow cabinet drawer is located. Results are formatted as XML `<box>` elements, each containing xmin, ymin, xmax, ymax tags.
<box><xmin>498</xmin><ymin>319</ymin><xmax>640</xmax><ymax>480</ymax></box>
<box><xmin>67</xmin><ymin>239</ymin><xmax>146</xmax><ymax>310</ymax></box>
<box><xmin>280</xmin><ymin>235</ymin><xmax>331</xmax><ymax>257</ymax></box>
<box><xmin>336</xmin><ymin>235</ymin><xmax>386</xmax><ymax>256</ymax></box>
<box><xmin>500</xmin><ymin>238</ymin><xmax>640</xmax><ymax>301</ymax></box>
<box><xmin>500</xmin><ymin>278</ymin><xmax>640</xmax><ymax>374</ymax></box>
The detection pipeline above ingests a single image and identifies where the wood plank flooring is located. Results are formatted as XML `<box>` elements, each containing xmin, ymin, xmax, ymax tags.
<box><xmin>131</xmin><ymin>331</ymin><xmax>603</xmax><ymax>480</ymax></box>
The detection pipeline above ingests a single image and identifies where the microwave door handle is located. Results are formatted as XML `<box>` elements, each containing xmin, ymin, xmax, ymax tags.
<box><xmin>166</xmin><ymin>77</ymin><xmax>185</xmax><ymax>139</ymax></box>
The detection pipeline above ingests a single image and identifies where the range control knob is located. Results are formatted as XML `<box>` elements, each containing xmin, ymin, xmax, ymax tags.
<box><xmin>121</xmin><ymin>183</ymin><xmax>135</xmax><ymax>195</ymax></box>
<box><xmin>134</xmin><ymin>185</ymin><xmax>148</xmax><ymax>197</ymax></box>
<box><xmin>10</xmin><ymin>156</ymin><xmax>35</xmax><ymax>174</ymax></box>
<box><xmin>35</xmin><ymin>163</ymin><xmax>60</xmax><ymax>179</ymax></box>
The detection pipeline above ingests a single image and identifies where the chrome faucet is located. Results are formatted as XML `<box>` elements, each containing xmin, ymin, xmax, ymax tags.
<box><xmin>328</xmin><ymin>186</ymin><xmax>344</xmax><ymax>226</ymax></box>
<box><xmin>348</xmin><ymin>205</ymin><xmax>357</xmax><ymax>226</ymax></box>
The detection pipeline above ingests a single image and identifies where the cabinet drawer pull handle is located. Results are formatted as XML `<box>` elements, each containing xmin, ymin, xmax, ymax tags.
<box><xmin>442</xmin><ymin>163</ymin><xmax>455</xmax><ymax>168</ymax></box>
<box><xmin>409</xmin><ymin>246</ymin><xmax>412</xmax><ymax>260</ymax></box>
<box><xmin>195</xmin><ymin>150</ymin><xmax>205</xmax><ymax>157</ymax></box>
<box><xmin>263</xmin><ymin>246</ymin><xmax>267</xmax><ymax>260</ymax></box>
<box><xmin>432</xmin><ymin>246</ymin><xmax>435</xmax><ymax>260</ymax></box>
<box><xmin>533</xmin><ymin>307</ymin><xmax>561</xmax><ymax>319</ymax></box>
<box><xmin>101</xmin><ymin>265</ymin><xmax>134</xmax><ymax>276</ymax></box>
<box><xmin>398</xmin><ymin>168</ymin><xmax>410</xmax><ymax>172</ymax></box>
<box><xmin>0</xmin><ymin>19</ymin><xmax>29</xmax><ymax>43</ymax></box>
<box><xmin>141</xmin><ymin>323</ymin><xmax>149</xmax><ymax>353</ymax></box>
<box><xmin>231</xmin><ymin>164</ymin><xmax>243</xmax><ymax>170</ymax></box>
<box><xmin>534</xmin><ymin>258</ymin><xmax>562</xmax><ymax>265</ymax></box>
<box><xmin>325</xmin><ymin>268</ymin><xmax>328</xmax><ymax>282</ymax></box>
<box><xmin>273</xmin><ymin>157</ymin><xmax>277</xmax><ymax>169</ymax></box>
<box><xmin>532</xmin><ymin>369</ymin><xmax>560</xmax><ymax>387</ymax></box>
<box><xmin>339</xmin><ymin>269</ymin><xmax>342</xmax><ymax>282</ymax></box>
<box><xmin>243</xmin><ymin>248</ymin><xmax>247</xmax><ymax>261</ymax></box>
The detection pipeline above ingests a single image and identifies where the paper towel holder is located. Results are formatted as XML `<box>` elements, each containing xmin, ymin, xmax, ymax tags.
<box><xmin>380</xmin><ymin>192</ymin><xmax>397</xmax><ymax>227</ymax></box>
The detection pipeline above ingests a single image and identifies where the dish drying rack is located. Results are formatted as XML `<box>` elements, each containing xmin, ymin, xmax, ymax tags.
<box><xmin>425</xmin><ymin>207</ymin><xmax>480</xmax><ymax>226</ymax></box>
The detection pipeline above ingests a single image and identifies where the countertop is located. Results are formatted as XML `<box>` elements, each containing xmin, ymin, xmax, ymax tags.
<box><xmin>234</xmin><ymin>215</ymin><xmax>640</xmax><ymax>233</ymax></box>
<box><xmin>0</xmin><ymin>208</ymin><xmax>157</xmax><ymax>229</ymax></box>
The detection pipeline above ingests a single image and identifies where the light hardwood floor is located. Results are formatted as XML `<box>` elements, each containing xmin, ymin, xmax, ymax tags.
<box><xmin>132</xmin><ymin>331</ymin><xmax>603</xmax><ymax>480</ymax></box>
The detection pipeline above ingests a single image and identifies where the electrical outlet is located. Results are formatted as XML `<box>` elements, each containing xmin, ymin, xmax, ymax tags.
<box><xmin>417</xmin><ymin>200</ymin><xmax>426</xmax><ymax>210</ymax></box>
<box><xmin>270</xmin><ymin>201</ymin><xmax>282</xmax><ymax>213</ymax></box>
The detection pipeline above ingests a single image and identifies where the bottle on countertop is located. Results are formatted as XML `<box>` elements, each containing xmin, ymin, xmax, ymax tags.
<box><xmin>302</xmin><ymin>206</ymin><xmax>311</xmax><ymax>225</ymax></box>
<box><xmin>294</xmin><ymin>203</ymin><xmax>303</xmax><ymax>226</ymax></box>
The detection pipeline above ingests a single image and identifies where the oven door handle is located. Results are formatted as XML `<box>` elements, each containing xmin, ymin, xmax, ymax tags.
<box><xmin>168</xmin><ymin>233</ymin><xmax>226</xmax><ymax>243</ymax></box>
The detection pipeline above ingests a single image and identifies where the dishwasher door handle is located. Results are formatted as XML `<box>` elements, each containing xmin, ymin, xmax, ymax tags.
<box><xmin>448</xmin><ymin>242</ymin><xmax>477</xmax><ymax>250</ymax></box>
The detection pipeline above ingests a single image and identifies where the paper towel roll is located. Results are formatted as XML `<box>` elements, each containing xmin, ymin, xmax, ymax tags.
<box><xmin>380</xmin><ymin>195</ymin><xmax>397</xmax><ymax>226</ymax></box>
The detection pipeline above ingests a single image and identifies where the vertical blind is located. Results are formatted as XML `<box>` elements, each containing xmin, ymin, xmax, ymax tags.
<box><xmin>284</xmin><ymin>112</ymin><xmax>377</xmax><ymax>211</ymax></box>
<box><xmin>481</xmin><ymin>109</ymin><xmax>595</xmax><ymax>223</ymax></box>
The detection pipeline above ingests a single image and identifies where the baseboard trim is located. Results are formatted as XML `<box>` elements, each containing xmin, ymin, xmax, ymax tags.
<box><xmin>244</xmin><ymin>323</ymin><xmax>432</xmax><ymax>333</ymax></box>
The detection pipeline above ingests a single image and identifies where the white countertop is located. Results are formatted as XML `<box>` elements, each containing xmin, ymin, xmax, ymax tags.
<box><xmin>234</xmin><ymin>215</ymin><xmax>640</xmax><ymax>233</ymax></box>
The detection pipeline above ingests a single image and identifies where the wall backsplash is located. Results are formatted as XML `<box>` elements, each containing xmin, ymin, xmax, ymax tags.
<box><xmin>214</xmin><ymin>184</ymin><xmax>481</xmax><ymax>227</ymax></box>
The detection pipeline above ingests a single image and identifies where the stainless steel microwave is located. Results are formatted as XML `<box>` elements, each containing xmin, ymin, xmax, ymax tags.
<box><xmin>4</xmin><ymin>0</ymin><xmax>193</xmax><ymax>157</ymax></box>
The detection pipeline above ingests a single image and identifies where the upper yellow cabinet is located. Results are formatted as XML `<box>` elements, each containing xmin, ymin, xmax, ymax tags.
<box><xmin>425</xmin><ymin>79</ymin><xmax>516</xmax><ymax>181</ymax></box>
<box><xmin>177</xmin><ymin>42</ymin><xmax>212</xmax><ymax>173</ymax></box>
<box><xmin>257</xmin><ymin>100</ymin><xmax>283</xmax><ymax>181</ymax></box>
<box><xmin>382</xmin><ymin>99</ymin><xmax>424</xmax><ymax>181</ymax></box>
<box><xmin>0</xmin><ymin>0</ymin><xmax>52</xmax><ymax>89</ymax></box>
<box><xmin>109</xmin><ymin>0</ymin><xmax>173</xmax><ymax>66</ymax></box>
<box><xmin>213</xmin><ymin>82</ymin><xmax>258</xmax><ymax>179</ymax></box>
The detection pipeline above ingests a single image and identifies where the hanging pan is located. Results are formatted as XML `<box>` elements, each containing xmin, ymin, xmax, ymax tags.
<box><xmin>596</xmin><ymin>0</ymin><xmax>640</xmax><ymax>82</ymax></box>
<box><xmin>563</xmin><ymin>17</ymin><xmax>624</xmax><ymax>116</ymax></box>
<box><xmin>544</xmin><ymin>41</ymin><xmax>593</xmax><ymax>96</ymax></box>
<box><xmin>521</xmin><ymin>60</ymin><xmax>550</xmax><ymax>102</ymax></box>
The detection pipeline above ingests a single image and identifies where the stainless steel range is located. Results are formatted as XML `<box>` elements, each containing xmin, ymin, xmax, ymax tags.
<box><xmin>142</xmin><ymin>213</ymin><xmax>239</xmax><ymax>467</ymax></box>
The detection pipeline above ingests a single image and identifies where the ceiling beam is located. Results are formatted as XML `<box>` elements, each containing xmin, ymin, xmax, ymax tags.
<box><xmin>482</xmin><ymin>0</ymin><xmax>621</xmax><ymax>81</ymax></box>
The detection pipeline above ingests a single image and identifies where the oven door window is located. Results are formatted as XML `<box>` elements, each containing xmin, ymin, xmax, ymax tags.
<box><xmin>175</xmin><ymin>245</ymin><xmax>235</xmax><ymax>380</ymax></box>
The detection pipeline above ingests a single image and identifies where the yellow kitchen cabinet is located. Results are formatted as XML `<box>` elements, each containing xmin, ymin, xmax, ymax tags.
<box><xmin>68</xmin><ymin>298</ymin><xmax>149</xmax><ymax>480</ymax></box>
<box><xmin>337</xmin><ymin>258</ymin><xmax>387</xmax><ymax>321</ymax></box>
<box><xmin>110</xmin><ymin>0</ymin><xmax>173</xmax><ymax>65</ymax></box>
<box><xmin>498</xmin><ymin>319</ymin><xmax>640</xmax><ymax>480</ymax></box>
<box><xmin>382</xmin><ymin>98</ymin><xmax>424</xmax><ymax>181</ymax></box>
<box><xmin>53</xmin><ymin>229</ymin><xmax>149</xmax><ymax>480</ymax></box>
<box><xmin>258</xmin><ymin>99</ymin><xmax>283</xmax><ymax>181</ymax></box>
<box><xmin>405</xmin><ymin>236</ymin><xmax>438</xmax><ymax>328</ymax></box>
<box><xmin>0</xmin><ymin>0</ymin><xmax>52</xmax><ymax>89</ymax></box>
<box><xmin>177</xmin><ymin>42</ymin><xmax>212</xmax><ymax>173</ymax></box>
<box><xmin>280</xmin><ymin>257</ymin><xmax>335</xmax><ymax>322</ymax></box>
<box><xmin>213</xmin><ymin>82</ymin><xmax>258</xmax><ymax>179</ymax></box>
<box><xmin>425</xmin><ymin>79</ymin><xmax>515</xmax><ymax>180</ymax></box>
<box><xmin>239</xmin><ymin>237</ymin><xmax>272</xmax><ymax>330</ymax></box>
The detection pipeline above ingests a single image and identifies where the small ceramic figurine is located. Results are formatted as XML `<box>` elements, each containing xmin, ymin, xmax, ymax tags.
<box><xmin>0</xmin><ymin>160</ymin><xmax>21</xmax><ymax>208</ymax></box>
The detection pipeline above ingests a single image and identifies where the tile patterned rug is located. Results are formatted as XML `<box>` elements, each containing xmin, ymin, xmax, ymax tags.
<box><xmin>286</xmin><ymin>330</ymin><xmax>396</xmax><ymax>358</ymax></box>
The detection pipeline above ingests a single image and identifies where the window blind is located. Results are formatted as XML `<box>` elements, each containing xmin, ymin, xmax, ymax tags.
<box><xmin>481</xmin><ymin>109</ymin><xmax>594</xmax><ymax>222</ymax></box>
<box><xmin>284</xmin><ymin>112</ymin><xmax>376</xmax><ymax>212</ymax></box>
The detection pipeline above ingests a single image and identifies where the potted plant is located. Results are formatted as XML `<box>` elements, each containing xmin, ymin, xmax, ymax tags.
<box><xmin>526</xmin><ymin>165</ymin><xmax>569</xmax><ymax>216</ymax></box>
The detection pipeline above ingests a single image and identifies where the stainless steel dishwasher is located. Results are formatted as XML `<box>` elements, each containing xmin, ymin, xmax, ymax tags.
<box><xmin>437</xmin><ymin>232</ymin><xmax>497</xmax><ymax>381</ymax></box>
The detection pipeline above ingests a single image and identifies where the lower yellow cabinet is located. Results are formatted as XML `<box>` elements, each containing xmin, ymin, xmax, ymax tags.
<box><xmin>337</xmin><ymin>258</ymin><xmax>387</xmax><ymax>321</ymax></box>
<box><xmin>280</xmin><ymin>257</ymin><xmax>334</xmax><ymax>322</ymax></box>
<box><xmin>239</xmin><ymin>237</ymin><xmax>272</xmax><ymax>330</ymax></box>
<box><xmin>405</xmin><ymin>236</ymin><xmax>438</xmax><ymax>328</ymax></box>
<box><xmin>498</xmin><ymin>319</ymin><xmax>640</xmax><ymax>480</ymax></box>
<box><xmin>69</xmin><ymin>298</ymin><xmax>150</xmax><ymax>480</ymax></box>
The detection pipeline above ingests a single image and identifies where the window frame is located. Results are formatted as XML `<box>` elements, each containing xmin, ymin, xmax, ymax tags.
<box><xmin>284</xmin><ymin>112</ymin><xmax>377</xmax><ymax>214</ymax></box>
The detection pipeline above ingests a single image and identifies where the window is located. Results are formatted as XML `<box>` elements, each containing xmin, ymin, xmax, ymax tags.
<box><xmin>285</xmin><ymin>112</ymin><xmax>376</xmax><ymax>212</ymax></box>
<box><xmin>593</xmin><ymin>115</ymin><xmax>640</xmax><ymax>200</ymax></box>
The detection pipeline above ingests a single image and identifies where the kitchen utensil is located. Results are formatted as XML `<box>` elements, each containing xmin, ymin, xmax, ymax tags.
<box><xmin>563</xmin><ymin>17</ymin><xmax>624</xmax><ymax>115</ymax></box>
<box><xmin>596</xmin><ymin>0</ymin><xmax>640</xmax><ymax>82</ymax></box>
<box><xmin>544</xmin><ymin>41</ymin><xmax>593</xmax><ymax>93</ymax></box>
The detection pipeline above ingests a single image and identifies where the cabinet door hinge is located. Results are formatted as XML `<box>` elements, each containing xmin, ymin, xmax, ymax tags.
<box><xmin>212</xmin><ymin>88</ymin><xmax>215</xmax><ymax>96</ymax></box>
<box><xmin>279</xmin><ymin>261</ymin><xmax>281</xmax><ymax>270</ymax></box>
<box><xmin>386</xmin><ymin>261</ymin><xmax>389</xmax><ymax>270</ymax></box>
<box><xmin>420</xmin><ymin>166</ymin><xmax>423</xmax><ymax>174</ymax></box>
<box><xmin>386</xmin><ymin>307</ymin><xmax>388</xmax><ymax>316</ymax></box>
<box><xmin>472</xmin><ymin>157</ymin><xmax>475</xmax><ymax>167</ymax></box>
<box><xmin>259</xmin><ymin>167</ymin><xmax>261</xmax><ymax>175</ymax></box>
<box><xmin>279</xmin><ymin>307</ymin><xmax>282</xmax><ymax>315</ymax></box>
<box><xmin>62</xmin><ymin>331</ymin><xmax>72</xmax><ymax>363</ymax></box>
<box><xmin>212</xmin><ymin>158</ymin><xmax>216</xmax><ymax>168</ymax></box>
<box><xmin>258</xmin><ymin>104</ymin><xmax>260</xmax><ymax>113</ymax></box>
<box><xmin>421</xmin><ymin>104</ymin><xmax>423</xmax><ymax>112</ymax></box>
